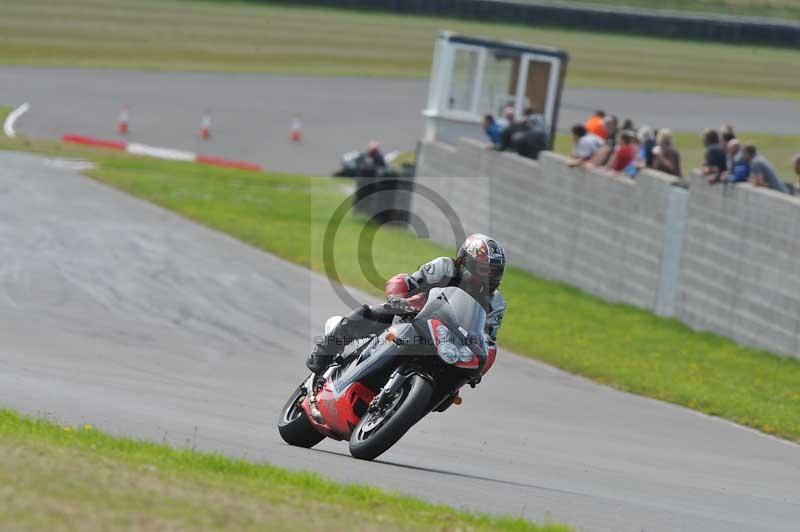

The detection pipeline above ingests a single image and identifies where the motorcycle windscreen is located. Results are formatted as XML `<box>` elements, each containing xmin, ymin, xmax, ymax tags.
<box><xmin>416</xmin><ymin>287</ymin><xmax>488</xmax><ymax>355</ymax></box>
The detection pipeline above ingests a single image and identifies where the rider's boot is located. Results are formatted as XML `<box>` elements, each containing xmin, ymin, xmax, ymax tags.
<box><xmin>305</xmin><ymin>306</ymin><xmax>389</xmax><ymax>376</ymax></box>
<box><xmin>305</xmin><ymin>317</ymin><xmax>350</xmax><ymax>375</ymax></box>
<box><xmin>305</xmin><ymin>342</ymin><xmax>338</xmax><ymax>375</ymax></box>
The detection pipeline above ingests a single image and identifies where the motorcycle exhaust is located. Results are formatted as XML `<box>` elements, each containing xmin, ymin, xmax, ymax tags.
<box><xmin>305</xmin><ymin>374</ymin><xmax>325</xmax><ymax>425</ymax></box>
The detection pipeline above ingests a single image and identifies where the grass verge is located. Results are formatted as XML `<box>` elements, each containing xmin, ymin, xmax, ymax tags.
<box><xmin>0</xmin><ymin>0</ymin><xmax>799</xmax><ymax>99</ymax></box>
<box><xmin>0</xmin><ymin>409</ymin><xmax>566</xmax><ymax>531</ymax></box>
<box><xmin>1</xmin><ymin>124</ymin><xmax>797</xmax><ymax>444</ymax></box>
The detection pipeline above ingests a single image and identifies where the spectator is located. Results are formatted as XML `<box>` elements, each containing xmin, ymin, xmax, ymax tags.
<box><xmin>499</xmin><ymin>106</ymin><xmax>515</xmax><ymax>128</ymax></box>
<box><xmin>568</xmin><ymin>124</ymin><xmax>604</xmax><ymax>167</ymax></box>
<box><xmin>637</xmin><ymin>126</ymin><xmax>656</xmax><ymax>168</ymax></box>
<box><xmin>354</xmin><ymin>141</ymin><xmax>388</xmax><ymax>177</ymax></box>
<box><xmin>621</xmin><ymin>118</ymin><xmax>635</xmax><ymax>132</ymax></box>
<box><xmin>789</xmin><ymin>153</ymin><xmax>800</xmax><ymax>195</ymax></box>
<box><xmin>522</xmin><ymin>107</ymin><xmax>536</xmax><ymax>121</ymax></box>
<box><xmin>482</xmin><ymin>114</ymin><xmax>502</xmax><ymax>146</ymax></box>
<box><xmin>608</xmin><ymin>130</ymin><xmax>637</xmax><ymax>173</ymax></box>
<box><xmin>591</xmin><ymin>114</ymin><xmax>619</xmax><ymax>166</ymax></box>
<box><xmin>604</xmin><ymin>115</ymin><xmax>619</xmax><ymax>145</ymax></box>
<box><xmin>719</xmin><ymin>126</ymin><xmax>737</xmax><ymax>168</ymax></box>
<box><xmin>623</xmin><ymin>132</ymin><xmax>643</xmax><ymax>178</ymax></box>
<box><xmin>794</xmin><ymin>154</ymin><xmax>800</xmax><ymax>185</ymax></box>
<box><xmin>702</xmin><ymin>128</ymin><xmax>727</xmax><ymax>183</ymax></box>
<box><xmin>652</xmin><ymin>129</ymin><xmax>682</xmax><ymax>177</ymax></box>
<box><xmin>726</xmin><ymin>137</ymin><xmax>742</xmax><ymax>169</ymax></box>
<box><xmin>743</xmin><ymin>144</ymin><xmax>790</xmax><ymax>194</ymax></box>
<box><xmin>724</xmin><ymin>140</ymin><xmax>750</xmax><ymax>183</ymax></box>
<box><xmin>497</xmin><ymin>110</ymin><xmax>529</xmax><ymax>152</ymax></box>
<box><xmin>719</xmin><ymin>125</ymin><xmax>736</xmax><ymax>148</ymax></box>
<box><xmin>516</xmin><ymin>113</ymin><xmax>549</xmax><ymax>160</ymax></box>
<box><xmin>366</xmin><ymin>141</ymin><xmax>386</xmax><ymax>168</ymax></box>
<box><xmin>529</xmin><ymin>113</ymin><xmax>549</xmax><ymax>143</ymax></box>
<box><xmin>584</xmin><ymin>110</ymin><xmax>608</xmax><ymax>140</ymax></box>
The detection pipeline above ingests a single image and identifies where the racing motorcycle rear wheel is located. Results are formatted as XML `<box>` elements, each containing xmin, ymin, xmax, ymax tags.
<box><xmin>278</xmin><ymin>385</ymin><xmax>325</xmax><ymax>448</ymax></box>
<box><xmin>349</xmin><ymin>374</ymin><xmax>433</xmax><ymax>461</ymax></box>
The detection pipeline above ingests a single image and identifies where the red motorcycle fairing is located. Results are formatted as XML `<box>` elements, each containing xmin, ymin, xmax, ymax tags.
<box><xmin>482</xmin><ymin>344</ymin><xmax>497</xmax><ymax>375</ymax></box>
<box><xmin>301</xmin><ymin>380</ymin><xmax>375</xmax><ymax>440</ymax></box>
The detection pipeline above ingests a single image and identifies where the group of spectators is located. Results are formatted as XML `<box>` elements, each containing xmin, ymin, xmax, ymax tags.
<box><xmin>701</xmin><ymin>126</ymin><xmax>796</xmax><ymax>195</ymax></box>
<box><xmin>568</xmin><ymin>110</ymin><xmax>682</xmax><ymax>179</ymax></box>
<box><xmin>483</xmin><ymin>106</ymin><xmax>549</xmax><ymax>160</ymax></box>
<box><xmin>568</xmin><ymin>112</ymin><xmax>799</xmax><ymax>196</ymax></box>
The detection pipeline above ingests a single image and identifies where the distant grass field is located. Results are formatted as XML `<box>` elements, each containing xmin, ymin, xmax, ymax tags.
<box><xmin>0</xmin><ymin>410</ymin><xmax>565</xmax><ymax>532</ymax></box>
<box><xmin>521</xmin><ymin>0</ymin><xmax>800</xmax><ymax>20</ymax></box>
<box><xmin>1</xmin><ymin>122</ymin><xmax>797</xmax><ymax>444</ymax></box>
<box><xmin>0</xmin><ymin>0</ymin><xmax>799</xmax><ymax>100</ymax></box>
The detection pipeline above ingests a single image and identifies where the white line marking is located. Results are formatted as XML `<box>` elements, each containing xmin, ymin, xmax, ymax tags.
<box><xmin>126</xmin><ymin>142</ymin><xmax>195</xmax><ymax>162</ymax></box>
<box><xmin>4</xmin><ymin>102</ymin><xmax>30</xmax><ymax>138</ymax></box>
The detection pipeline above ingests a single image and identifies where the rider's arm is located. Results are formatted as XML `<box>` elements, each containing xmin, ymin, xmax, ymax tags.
<box><xmin>385</xmin><ymin>257</ymin><xmax>456</xmax><ymax>299</ymax></box>
<box><xmin>407</xmin><ymin>257</ymin><xmax>457</xmax><ymax>295</ymax></box>
<box><xmin>484</xmin><ymin>291</ymin><xmax>506</xmax><ymax>341</ymax></box>
<box><xmin>481</xmin><ymin>291</ymin><xmax>505</xmax><ymax>376</ymax></box>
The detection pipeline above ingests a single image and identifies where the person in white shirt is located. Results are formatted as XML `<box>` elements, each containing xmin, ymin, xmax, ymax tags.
<box><xmin>568</xmin><ymin>124</ymin><xmax>604</xmax><ymax>167</ymax></box>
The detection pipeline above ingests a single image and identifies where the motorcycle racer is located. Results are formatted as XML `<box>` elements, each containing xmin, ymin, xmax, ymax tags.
<box><xmin>306</xmin><ymin>233</ymin><xmax>506</xmax><ymax>376</ymax></box>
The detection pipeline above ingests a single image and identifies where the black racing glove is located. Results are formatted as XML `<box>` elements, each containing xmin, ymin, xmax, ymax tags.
<box><xmin>384</xmin><ymin>296</ymin><xmax>414</xmax><ymax>315</ymax></box>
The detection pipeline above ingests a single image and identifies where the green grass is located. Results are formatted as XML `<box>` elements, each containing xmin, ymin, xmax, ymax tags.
<box><xmin>518</xmin><ymin>0</ymin><xmax>800</xmax><ymax>21</ymax></box>
<box><xmin>1</xmin><ymin>127</ymin><xmax>798</xmax><ymax>444</ymax></box>
<box><xmin>0</xmin><ymin>409</ymin><xmax>566</xmax><ymax>531</ymax></box>
<box><xmin>553</xmin><ymin>131</ymin><xmax>800</xmax><ymax>181</ymax></box>
<box><xmin>1</xmin><ymin>0</ymin><xmax>799</xmax><ymax>99</ymax></box>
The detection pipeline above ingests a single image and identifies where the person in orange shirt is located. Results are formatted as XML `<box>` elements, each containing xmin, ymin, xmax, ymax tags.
<box><xmin>584</xmin><ymin>110</ymin><xmax>608</xmax><ymax>140</ymax></box>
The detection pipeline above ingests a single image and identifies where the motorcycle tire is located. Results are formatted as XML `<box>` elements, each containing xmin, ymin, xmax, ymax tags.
<box><xmin>278</xmin><ymin>385</ymin><xmax>325</xmax><ymax>448</ymax></box>
<box><xmin>349</xmin><ymin>374</ymin><xmax>432</xmax><ymax>461</ymax></box>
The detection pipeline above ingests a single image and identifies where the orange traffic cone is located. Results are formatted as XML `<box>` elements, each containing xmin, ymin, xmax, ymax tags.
<box><xmin>290</xmin><ymin>115</ymin><xmax>301</xmax><ymax>143</ymax></box>
<box><xmin>200</xmin><ymin>111</ymin><xmax>211</xmax><ymax>140</ymax></box>
<box><xmin>118</xmin><ymin>107</ymin><xmax>129</xmax><ymax>135</ymax></box>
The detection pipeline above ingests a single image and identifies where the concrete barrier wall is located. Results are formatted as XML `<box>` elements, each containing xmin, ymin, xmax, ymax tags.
<box><xmin>676</xmin><ymin>173</ymin><xmax>800</xmax><ymax>358</ymax></box>
<box><xmin>412</xmin><ymin>139</ymin><xmax>800</xmax><ymax>359</ymax></box>
<box><xmin>269</xmin><ymin>0</ymin><xmax>800</xmax><ymax>47</ymax></box>
<box><xmin>413</xmin><ymin>138</ymin><xmax>679</xmax><ymax>309</ymax></box>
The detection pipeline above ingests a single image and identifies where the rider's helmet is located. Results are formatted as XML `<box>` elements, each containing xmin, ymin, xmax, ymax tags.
<box><xmin>456</xmin><ymin>234</ymin><xmax>506</xmax><ymax>293</ymax></box>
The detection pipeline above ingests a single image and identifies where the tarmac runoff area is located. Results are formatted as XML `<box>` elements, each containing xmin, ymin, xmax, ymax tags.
<box><xmin>0</xmin><ymin>150</ymin><xmax>798</xmax><ymax>532</ymax></box>
<box><xmin>1</xmin><ymin>67</ymin><xmax>798</xmax><ymax>175</ymax></box>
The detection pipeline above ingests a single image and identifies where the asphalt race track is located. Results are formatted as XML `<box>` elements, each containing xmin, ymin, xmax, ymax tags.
<box><xmin>2</xmin><ymin>67</ymin><xmax>798</xmax><ymax>175</ymax></box>
<box><xmin>0</xmin><ymin>151</ymin><xmax>798</xmax><ymax>532</ymax></box>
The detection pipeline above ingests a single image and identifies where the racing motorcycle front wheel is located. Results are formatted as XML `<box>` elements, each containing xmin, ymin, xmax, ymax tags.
<box><xmin>278</xmin><ymin>384</ymin><xmax>326</xmax><ymax>448</ymax></box>
<box><xmin>349</xmin><ymin>374</ymin><xmax>433</xmax><ymax>461</ymax></box>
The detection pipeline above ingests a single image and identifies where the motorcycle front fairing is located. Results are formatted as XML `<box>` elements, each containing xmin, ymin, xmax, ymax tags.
<box><xmin>330</xmin><ymin>324</ymin><xmax>417</xmax><ymax>395</ymax></box>
<box><xmin>301</xmin><ymin>287</ymin><xmax>489</xmax><ymax>439</ymax></box>
<box><xmin>413</xmin><ymin>287</ymin><xmax>489</xmax><ymax>368</ymax></box>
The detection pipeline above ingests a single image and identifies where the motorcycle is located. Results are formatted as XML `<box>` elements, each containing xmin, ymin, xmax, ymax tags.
<box><xmin>332</xmin><ymin>149</ymin><xmax>409</xmax><ymax>178</ymax></box>
<box><xmin>278</xmin><ymin>287</ymin><xmax>490</xmax><ymax>461</ymax></box>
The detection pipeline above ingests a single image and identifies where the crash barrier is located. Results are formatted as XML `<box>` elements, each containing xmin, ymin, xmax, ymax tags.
<box><xmin>268</xmin><ymin>0</ymin><xmax>800</xmax><ymax>48</ymax></box>
<box><xmin>677</xmin><ymin>173</ymin><xmax>800</xmax><ymax>358</ymax></box>
<box><xmin>410</xmin><ymin>138</ymin><xmax>800</xmax><ymax>359</ymax></box>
